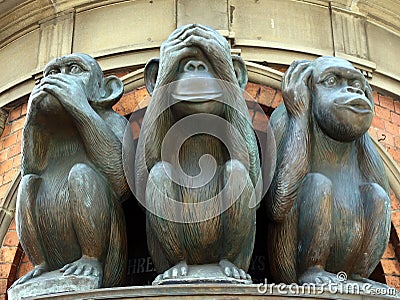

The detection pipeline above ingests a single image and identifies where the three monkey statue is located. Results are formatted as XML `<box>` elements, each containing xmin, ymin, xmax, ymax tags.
<box><xmin>10</xmin><ymin>24</ymin><xmax>392</xmax><ymax>295</ymax></box>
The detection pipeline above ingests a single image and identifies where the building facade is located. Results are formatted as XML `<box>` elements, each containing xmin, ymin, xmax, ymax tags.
<box><xmin>0</xmin><ymin>0</ymin><xmax>400</xmax><ymax>298</ymax></box>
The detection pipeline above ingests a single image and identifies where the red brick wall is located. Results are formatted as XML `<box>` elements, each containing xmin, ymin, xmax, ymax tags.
<box><xmin>0</xmin><ymin>82</ymin><xmax>399</xmax><ymax>298</ymax></box>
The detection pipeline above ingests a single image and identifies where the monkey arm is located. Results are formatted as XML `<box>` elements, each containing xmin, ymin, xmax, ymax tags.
<box><xmin>356</xmin><ymin>133</ymin><xmax>390</xmax><ymax>193</ymax></box>
<box><xmin>267</xmin><ymin>111</ymin><xmax>310</xmax><ymax>222</ymax></box>
<box><xmin>70</xmin><ymin>109</ymin><xmax>129</xmax><ymax>200</ymax></box>
<box><xmin>267</xmin><ymin>60</ymin><xmax>313</xmax><ymax>222</ymax></box>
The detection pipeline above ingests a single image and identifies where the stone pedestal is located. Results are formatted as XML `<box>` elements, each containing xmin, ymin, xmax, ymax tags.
<box><xmin>7</xmin><ymin>270</ymin><xmax>101</xmax><ymax>300</ymax></box>
<box><xmin>153</xmin><ymin>264</ymin><xmax>252</xmax><ymax>285</ymax></box>
<box><xmin>16</xmin><ymin>283</ymin><xmax>399</xmax><ymax>300</ymax></box>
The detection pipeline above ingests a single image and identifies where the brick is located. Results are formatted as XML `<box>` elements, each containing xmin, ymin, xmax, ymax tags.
<box><xmin>0</xmin><ymin>125</ymin><xmax>11</xmax><ymax>139</ymax></box>
<box><xmin>382</xmin><ymin>259</ymin><xmax>400</xmax><ymax>276</ymax></box>
<box><xmin>375</xmin><ymin>106</ymin><xmax>392</xmax><ymax>121</ymax></box>
<box><xmin>0</xmin><ymin>160</ymin><xmax>13</xmax><ymax>174</ymax></box>
<box><xmin>385</xmin><ymin>275</ymin><xmax>400</xmax><ymax>291</ymax></box>
<box><xmin>0</xmin><ymin>247</ymin><xmax>18</xmax><ymax>263</ymax></box>
<box><xmin>379</xmin><ymin>94</ymin><xmax>395</xmax><ymax>111</ymax></box>
<box><xmin>373</xmin><ymin>91</ymin><xmax>379</xmax><ymax>105</ymax></box>
<box><xmin>382</xmin><ymin>133</ymin><xmax>395</xmax><ymax>147</ymax></box>
<box><xmin>2</xmin><ymin>169</ymin><xmax>16</xmax><ymax>185</ymax></box>
<box><xmin>391</xmin><ymin>193</ymin><xmax>400</xmax><ymax>210</ymax></box>
<box><xmin>245</xmin><ymin>82</ymin><xmax>260</xmax><ymax>100</ymax></box>
<box><xmin>395</xmin><ymin>136</ymin><xmax>400</xmax><ymax>149</ymax></box>
<box><xmin>392</xmin><ymin>211</ymin><xmax>400</xmax><ymax>227</ymax></box>
<box><xmin>388</xmin><ymin>147</ymin><xmax>400</xmax><ymax>165</ymax></box>
<box><xmin>10</xmin><ymin>118</ymin><xmax>24</xmax><ymax>133</ymax></box>
<box><xmin>0</xmin><ymin>264</ymin><xmax>11</xmax><ymax>278</ymax></box>
<box><xmin>391</xmin><ymin>111</ymin><xmax>400</xmax><ymax>125</ymax></box>
<box><xmin>16</xmin><ymin>261</ymin><xmax>33</xmax><ymax>279</ymax></box>
<box><xmin>371</xmin><ymin>116</ymin><xmax>385</xmax><ymax>130</ymax></box>
<box><xmin>2</xmin><ymin>133</ymin><xmax>17</xmax><ymax>149</ymax></box>
<box><xmin>0</xmin><ymin>293</ymin><xmax>6</xmax><ymax>300</ymax></box>
<box><xmin>272</xmin><ymin>90</ymin><xmax>283</xmax><ymax>108</ymax></box>
<box><xmin>8</xmin><ymin>220</ymin><xmax>16</xmax><ymax>231</ymax></box>
<box><xmin>8</xmin><ymin>142</ymin><xmax>21</xmax><ymax>158</ymax></box>
<box><xmin>395</xmin><ymin>101</ymin><xmax>400</xmax><ymax>114</ymax></box>
<box><xmin>21</xmin><ymin>253</ymin><xmax>30</xmax><ymax>263</ymax></box>
<box><xmin>21</xmin><ymin>103</ymin><xmax>27</xmax><ymax>116</ymax></box>
<box><xmin>257</xmin><ymin>86</ymin><xmax>276</xmax><ymax>107</ymax></box>
<box><xmin>8</xmin><ymin>107</ymin><xmax>21</xmax><ymax>122</ymax></box>
<box><xmin>12</xmin><ymin>155</ymin><xmax>21</xmax><ymax>169</ymax></box>
<box><xmin>383</xmin><ymin>242</ymin><xmax>396</xmax><ymax>259</ymax></box>
<box><xmin>0</xmin><ymin>279</ymin><xmax>6</xmax><ymax>294</ymax></box>
<box><xmin>3</xmin><ymin>231</ymin><xmax>18</xmax><ymax>247</ymax></box>
<box><xmin>0</xmin><ymin>150</ymin><xmax>8</xmax><ymax>162</ymax></box>
<box><xmin>385</xmin><ymin>120</ymin><xmax>399</xmax><ymax>135</ymax></box>
<box><xmin>0</xmin><ymin>184</ymin><xmax>9</xmax><ymax>200</ymax></box>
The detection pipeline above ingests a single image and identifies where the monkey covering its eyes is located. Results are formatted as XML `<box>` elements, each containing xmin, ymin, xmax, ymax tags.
<box><xmin>135</xmin><ymin>24</ymin><xmax>262</xmax><ymax>284</ymax></box>
<box><xmin>267</xmin><ymin>56</ymin><xmax>391</xmax><ymax>288</ymax></box>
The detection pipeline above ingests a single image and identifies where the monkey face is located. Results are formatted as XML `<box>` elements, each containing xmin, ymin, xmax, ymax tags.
<box><xmin>170</xmin><ymin>54</ymin><xmax>225</xmax><ymax>119</ymax></box>
<box><xmin>311</xmin><ymin>58</ymin><xmax>373</xmax><ymax>142</ymax></box>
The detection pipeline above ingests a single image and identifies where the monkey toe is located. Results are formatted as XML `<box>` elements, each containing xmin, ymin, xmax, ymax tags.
<box><xmin>11</xmin><ymin>264</ymin><xmax>48</xmax><ymax>287</ymax></box>
<box><xmin>219</xmin><ymin>259</ymin><xmax>250</xmax><ymax>280</ymax></box>
<box><xmin>161</xmin><ymin>261</ymin><xmax>188</xmax><ymax>280</ymax></box>
<box><xmin>61</xmin><ymin>256</ymin><xmax>102</xmax><ymax>278</ymax></box>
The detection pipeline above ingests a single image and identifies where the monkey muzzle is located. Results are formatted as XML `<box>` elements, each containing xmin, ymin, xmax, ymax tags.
<box><xmin>171</xmin><ymin>72</ymin><xmax>223</xmax><ymax>103</ymax></box>
<box><xmin>334</xmin><ymin>97</ymin><xmax>373</xmax><ymax>115</ymax></box>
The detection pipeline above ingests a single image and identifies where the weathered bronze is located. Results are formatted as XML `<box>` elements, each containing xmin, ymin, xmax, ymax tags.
<box><xmin>136</xmin><ymin>24</ymin><xmax>261</xmax><ymax>284</ymax></box>
<box><xmin>13</xmin><ymin>53</ymin><xmax>129</xmax><ymax>288</ymax></box>
<box><xmin>267</xmin><ymin>56</ymin><xmax>391</xmax><ymax>287</ymax></box>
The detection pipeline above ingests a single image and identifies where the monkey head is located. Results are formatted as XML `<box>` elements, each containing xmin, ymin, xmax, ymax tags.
<box><xmin>35</xmin><ymin>53</ymin><xmax>123</xmax><ymax>113</ymax></box>
<box><xmin>144</xmin><ymin>24</ymin><xmax>247</xmax><ymax>120</ymax></box>
<box><xmin>310</xmin><ymin>57</ymin><xmax>374</xmax><ymax>142</ymax></box>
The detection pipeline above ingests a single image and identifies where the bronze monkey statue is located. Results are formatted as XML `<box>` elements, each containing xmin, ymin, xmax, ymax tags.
<box><xmin>135</xmin><ymin>24</ymin><xmax>262</xmax><ymax>284</ymax></box>
<box><xmin>14</xmin><ymin>53</ymin><xmax>129</xmax><ymax>288</ymax></box>
<box><xmin>267</xmin><ymin>56</ymin><xmax>391</xmax><ymax>287</ymax></box>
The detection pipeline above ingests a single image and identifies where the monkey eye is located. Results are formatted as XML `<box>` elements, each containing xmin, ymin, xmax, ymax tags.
<box><xmin>69</xmin><ymin>64</ymin><xmax>83</xmax><ymax>74</ymax></box>
<box><xmin>324</xmin><ymin>75</ymin><xmax>337</xmax><ymax>87</ymax></box>
<box><xmin>350</xmin><ymin>80</ymin><xmax>362</xmax><ymax>89</ymax></box>
<box><xmin>47</xmin><ymin>68</ymin><xmax>60</xmax><ymax>76</ymax></box>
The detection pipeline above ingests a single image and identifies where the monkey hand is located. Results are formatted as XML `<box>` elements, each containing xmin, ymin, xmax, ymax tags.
<box><xmin>282</xmin><ymin>60</ymin><xmax>312</xmax><ymax>118</ymax></box>
<box><xmin>159</xmin><ymin>24</ymin><xmax>231</xmax><ymax>82</ymax></box>
<box><xmin>39</xmin><ymin>74</ymin><xmax>92</xmax><ymax>114</ymax></box>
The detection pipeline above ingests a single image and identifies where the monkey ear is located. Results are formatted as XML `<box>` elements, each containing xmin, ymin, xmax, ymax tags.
<box><xmin>232</xmin><ymin>56</ymin><xmax>248</xmax><ymax>90</ymax></box>
<box><xmin>144</xmin><ymin>58</ymin><xmax>160</xmax><ymax>96</ymax></box>
<box><xmin>95</xmin><ymin>75</ymin><xmax>124</xmax><ymax>108</ymax></box>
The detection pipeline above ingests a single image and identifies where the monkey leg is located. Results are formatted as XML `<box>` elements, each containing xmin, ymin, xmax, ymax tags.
<box><xmin>297</xmin><ymin>173</ymin><xmax>337</xmax><ymax>284</ymax></box>
<box><xmin>146</xmin><ymin>162</ymin><xmax>187</xmax><ymax>281</ymax></box>
<box><xmin>12</xmin><ymin>174</ymin><xmax>48</xmax><ymax>286</ymax></box>
<box><xmin>62</xmin><ymin>163</ymin><xmax>113</xmax><ymax>283</ymax></box>
<box><xmin>219</xmin><ymin>159</ymin><xmax>255</xmax><ymax>280</ymax></box>
<box><xmin>350</xmin><ymin>183</ymin><xmax>391</xmax><ymax>282</ymax></box>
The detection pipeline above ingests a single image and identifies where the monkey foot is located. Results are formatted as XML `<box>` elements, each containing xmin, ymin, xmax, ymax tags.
<box><xmin>219</xmin><ymin>259</ymin><xmax>251</xmax><ymax>280</ymax></box>
<box><xmin>154</xmin><ymin>261</ymin><xmax>188</xmax><ymax>283</ymax></box>
<box><xmin>299</xmin><ymin>266</ymin><xmax>341</xmax><ymax>284</ymax></box>
<box><xmin>10</xmin><ymin>263</ymin><xmax>48</xmax><ymax>287</ymax></box>
<box><xmin>60</xmin><ymin>256</ymin><xmax>103</xmax><ymax>278</ymax></box>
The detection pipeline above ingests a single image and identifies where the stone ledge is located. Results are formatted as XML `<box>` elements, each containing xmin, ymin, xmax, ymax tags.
<box><xmin>7</xmin><ymin>270</ymin><xmax>101</xmax><ymax>300</ymax></box>
<box><xmin>23</xmin><ymin>283</ymin><xmax>399</xmax><ymax>300</ymax></box>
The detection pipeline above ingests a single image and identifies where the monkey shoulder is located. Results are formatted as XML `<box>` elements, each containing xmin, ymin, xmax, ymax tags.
<box><xmin>95</xmin><ymin>108</ymin><xmax>128</xmax><ymax>141</ymax></box>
